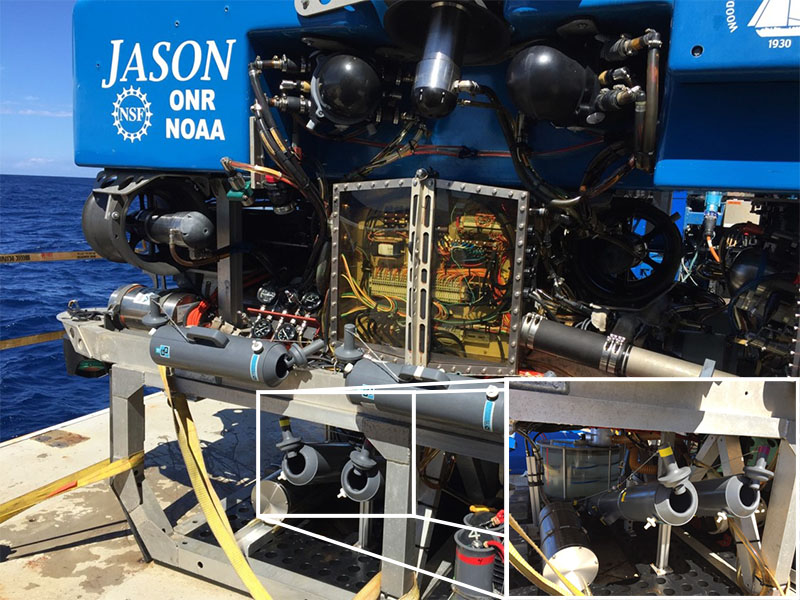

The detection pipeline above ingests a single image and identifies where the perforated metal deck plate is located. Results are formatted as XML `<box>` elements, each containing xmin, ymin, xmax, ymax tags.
<box><xmin>590</xmin><ymin>560</ymin><xmax>737</xmax><ymax>596</ymax></box>
<box><xmin>185</xmin><ymin>498</ymin><xmax>382</xmax><ymax>593</ymax></box>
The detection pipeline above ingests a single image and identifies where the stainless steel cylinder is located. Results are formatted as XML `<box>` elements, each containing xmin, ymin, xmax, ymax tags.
<box><xmin>413</xmin><ymin>1</ymin><xmax>468</xmax><ymax>118</ymax></box>
<box><xmin>136</xmin><ymin>210</ymin><xmax>215</xmax><ymax>249</ymax></box>
<box><xmin>108</xmin><ymin>284</ymin><xmax>199</xmax><ymax>330</ymax></box>
<box><xmin>520</xmin><ymin>314</ymin><xmax>735</xmax><ymax>377</ymax></box>
<box><xmin>251</xmin><ymin>478</ymin><xmax>341</xmax><ymax>520</ymax></box>
<box><xmin>538</xmin><ymin>503</ymin><xmax>599</xmax><ymax>591</ymax></box>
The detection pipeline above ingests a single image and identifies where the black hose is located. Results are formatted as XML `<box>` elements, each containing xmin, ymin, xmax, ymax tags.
<box><xmin>633</xmin><ymin>88</ymin><xmax>646</xmax><ymax>169</ymax></box>
<box><xmin>580</xmin><ymin>141</ymin><xmax>628</xmax><ymax>192</ymax></box>
<box><xmin>642</xmin><ymin>35</ymin><xmax>661</xmax><ymax>172</ymax></box>
<box><xmin>248</xmin><ymin>62</ymin><xmax>328</xmax><ymax>289</ymax></box>
<box><xmin>477</xmin><ymin>85</ymin><xmax>560</xmax><ymax>204</ymax></box>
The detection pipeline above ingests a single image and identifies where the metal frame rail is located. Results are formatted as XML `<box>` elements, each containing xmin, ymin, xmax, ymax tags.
<box><xmin>61</xmin><ymin>316</ymin><xmax>502</xmax><ymax>600</ymax></box>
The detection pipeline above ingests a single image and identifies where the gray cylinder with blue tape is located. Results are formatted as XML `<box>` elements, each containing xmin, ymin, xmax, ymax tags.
<box><xmin>344</xmin><ymin>359</ymin><xmax>503</xmax><ymax>433</ymax></box>
<box><xmin>596</xmin><ymin>481</ymin><xmax>699</xmax><ymax>526</ymax></box>
<box><xmin>149</xmin><ymin>325</ymin><xmax>291</xmax><ymax>387</ymax></box>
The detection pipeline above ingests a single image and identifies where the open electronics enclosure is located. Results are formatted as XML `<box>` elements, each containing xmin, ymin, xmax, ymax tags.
<box><xmin>73</xmin><ymin>0</ymin><xmax>800</xmax><ymax>192</ymax></box>
<box><xmin>330</xmin><ymin>177</ymin><xmax>529</xmax><ymax>376</ymax></box>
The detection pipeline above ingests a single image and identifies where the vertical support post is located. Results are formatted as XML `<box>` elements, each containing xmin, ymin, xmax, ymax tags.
<box><xmin>110</xmin><ymin>364</ymin><xmax>145</xmax><ymax>463</ymax></box>
<box><xmin>109</xmin><ymin>365</ymin><xmax>150</xmax><ymax>559</ymax></box>
<box><xmin>109</xmin><ymin>365</ymin><xmax>175</xmax><ymax>563</ymax></box>
<box><xmin>653</xmin><ymin>432</ymin><xmax>675</xmax><ymax>574</ymax></box>
<box><xmin>357</xmin><ymin>500</ymin><xmax>372</xmax><ymax>549</ymax></box>
<box><xmin>214</xmin><ymin>179</ymin><xmax>243</xmax><ymax>326</ymax></box>
<box><xmin>525</xmin><ymin>445</ymin><xmax>541</xmax><ymax>535</ymax></box>
<box><xmin>654</xmin><ymin>524</ymin><xmax>672</xmax><ymax>573</ymax></box>
<box><xmin>760</xmin><ymin>439</ymin><xmax>796</xmax><ymax>589</ymax></box>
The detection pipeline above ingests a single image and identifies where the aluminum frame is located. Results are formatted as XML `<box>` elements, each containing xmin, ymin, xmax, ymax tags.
<box><xmin>62</xmin><ymin>315</ymin><xmax>503</xmax><ymax>600</ymax></box>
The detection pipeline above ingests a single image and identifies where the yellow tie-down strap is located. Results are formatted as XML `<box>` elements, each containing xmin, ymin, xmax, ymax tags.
<box><xmin>0</xmin><ymin>451</ymin><xmax>144</xmax><ymax>525</ymax></box>
<box><xmin>509</xmin><ymin>513</ymin><xmax>587</xmax><ymax>596</ymax></box>
<box><xmin>159</xmin><ymin>365</ymin><xmax>274</xmax><ymax>600</ymax></box>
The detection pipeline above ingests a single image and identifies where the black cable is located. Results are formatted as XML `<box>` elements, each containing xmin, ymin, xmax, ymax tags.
<box><xmin>474</xmin><ymin>85</ymin><xmax>560</xmax><ymax>204</ymax></box>
<box><xmin>248</xmin><ymin>62</ymin><xmax>328</xmax><ymax>289</ymax></box>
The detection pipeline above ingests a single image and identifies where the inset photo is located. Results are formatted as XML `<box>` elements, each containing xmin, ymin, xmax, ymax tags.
<box><xmin>507</xmin><ymin>379</ymin><xmax>796</xmax><ymax>597</ymax></box>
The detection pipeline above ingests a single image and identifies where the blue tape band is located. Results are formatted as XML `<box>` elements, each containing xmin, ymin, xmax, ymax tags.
<box><xmin>249</xmin><ymin>354</ymin><xmax>260</xmax><ymax>382</ymax></box>
<box><xmin>482</xmin><ymin>400</ymin><xmax>495</xmax><ymax>432</ymax></box>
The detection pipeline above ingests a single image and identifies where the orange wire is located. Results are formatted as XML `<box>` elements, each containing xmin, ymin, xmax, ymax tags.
<box><xmin>225</xmin><ymin>159</ymin><xmax>299</xmax><ymax>189</ymax></box>
<box><xmin>706</xmin><ymin>236</ymin><xmax>721</xmax><ymax>263</ymax></box>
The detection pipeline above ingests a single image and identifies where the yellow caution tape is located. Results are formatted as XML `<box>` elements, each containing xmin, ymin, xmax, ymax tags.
<box><xmin>509</xmin><ymin>514</ymin><xmax>586</xmax><ymax>596</ymax></box>
<box><xmin>0</xmin><ymin>250</ymin><xmax>100</xmax><ymax>263</ymax></box>
<box><xmin>658</xmin><ymin>447</ymin><xmax>673</xmax><ymax>457</ymax></box>
<box><xmin>0</xmin><ymin>451</ymin><xmax>144</xmax><ymax>525</ymax></box>
<box><xmin>0</xmin><ymin>330</ymin><xmax>64</xmax><ymax>351</ymax></box>
<box><xmin>159</xmin><ymin>366</ymin><xmax>273</xmax><ymax>600</ymax></box>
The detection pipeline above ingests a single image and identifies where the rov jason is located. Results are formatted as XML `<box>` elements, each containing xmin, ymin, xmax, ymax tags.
<box><xmin>101</xmin><ymin>39</ymin><xmax>237</xmax><ymax>87</ymax></box>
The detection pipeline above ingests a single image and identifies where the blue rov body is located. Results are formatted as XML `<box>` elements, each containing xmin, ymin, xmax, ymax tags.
<box><xmin>71</xmin><ymin>1</ymin><xmax>799</xmax><ymax>383</ymax></box>
<box><xmin>74</xmin><ymin>0</ymin><xmax>800</xmax><ymax>191</ymax></box>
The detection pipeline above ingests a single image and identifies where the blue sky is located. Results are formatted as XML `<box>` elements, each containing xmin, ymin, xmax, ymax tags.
<box><xmin>0</xmin><ymin>0</ymin><xmax>93</xmax><ymax>177</ymax></box>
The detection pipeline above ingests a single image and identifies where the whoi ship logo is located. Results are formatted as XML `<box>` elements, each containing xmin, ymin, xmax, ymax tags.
<box><xmin>112</xmin><ymin>86</ymin><xmax>152</xmax><ymax>142</ymax></box>
<box><xmin>748</xmin><ymin>0</ymin><xmax>800</xmax><ymax>37</ymax></box>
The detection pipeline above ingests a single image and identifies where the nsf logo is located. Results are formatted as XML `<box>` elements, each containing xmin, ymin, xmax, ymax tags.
<box><xmin>112</xmin><ymin>86</ymin><xmax>152</xmax><ymax>142</ymax></box>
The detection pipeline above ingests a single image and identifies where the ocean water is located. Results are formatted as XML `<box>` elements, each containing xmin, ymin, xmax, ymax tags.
<box><xmin>0</xmin><ymin>174</ymin><xmax>150</xmax><ymax>441</ymax></box>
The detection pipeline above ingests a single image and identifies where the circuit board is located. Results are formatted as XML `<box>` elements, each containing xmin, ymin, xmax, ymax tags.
<box><xmin>333</xmin><ymin>182</ymin><xmax>517</xmax><ymax>367</ymax></box>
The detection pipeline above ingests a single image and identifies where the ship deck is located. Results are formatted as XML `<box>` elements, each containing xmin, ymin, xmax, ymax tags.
<box><xmin>0</xmin><ymin>392</ymin><xmax>294</xmax><ymax>599</ymax></box>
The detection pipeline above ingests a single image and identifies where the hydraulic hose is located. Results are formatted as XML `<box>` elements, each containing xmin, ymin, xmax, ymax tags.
<box><xmin>633</xmin><ymin>88</ymin><xmax>647</xmax><ymax>169</ymax></box>
<box><xmin>248</xmin><ymin>61</ymin><xmax>328</xmax><ymax>288</ymax></box>
<box><xmin>520</xmin><ymin>313</ymin><xmax>736</xmax><ymax>377</ymax></box>
<box><xmin>470</xmin><ymin>83</ymin><xmax>563</xmax><ymax>204</ymax></box>
<box><xmin>642</xmin><ymin>30</ymin><xmax>661</xmax><ymax>172</ymax></box>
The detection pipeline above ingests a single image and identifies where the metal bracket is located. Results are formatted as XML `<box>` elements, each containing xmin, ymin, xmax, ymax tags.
<box><xmin>406</xmin><ymin>176</ymin><xmax>435</xmax><ymax>367</ymax></box>
<box><xmin>700</xmin><ymin>358</ymin><xmax>717</xmax><ymax>377</ymax></box>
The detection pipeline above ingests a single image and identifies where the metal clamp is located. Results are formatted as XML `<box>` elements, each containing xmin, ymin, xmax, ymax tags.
<box><xmin>519</xmin><ymin>313</ymin><xmax>544</xmax><ymax>349</ymax></box>
<box><xmin>599</xmin><ymin>333</ymin><xmax>627</xmax><ymax>375</ymax></box>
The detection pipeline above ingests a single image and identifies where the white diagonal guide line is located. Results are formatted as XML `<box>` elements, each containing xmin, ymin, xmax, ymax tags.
<box><xmin>255</xmin><ymin>511</ymin><xmax>505</xmax><ymax>537</ymax></box>
<box><xmin>259</xmin><ymin>516</ymin><xmax>504</xmax><ymax>600</ymax></box>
